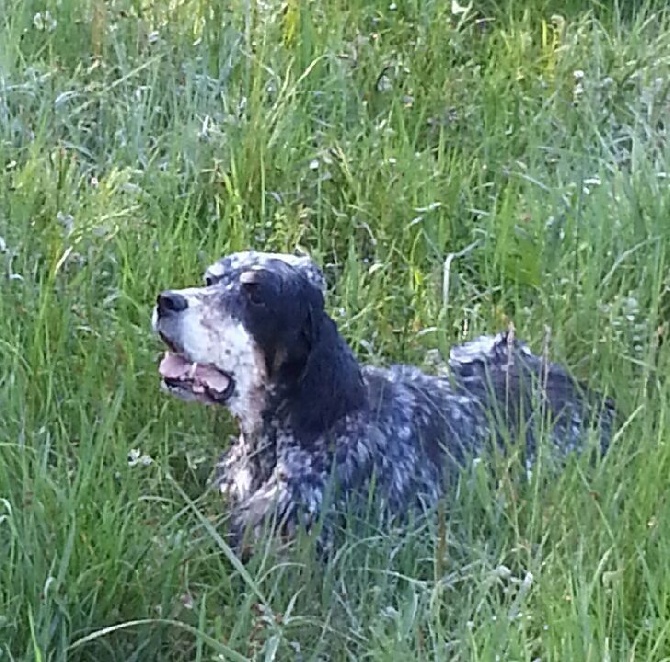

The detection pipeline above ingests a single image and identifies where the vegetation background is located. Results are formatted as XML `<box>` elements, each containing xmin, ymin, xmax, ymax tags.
<box><xmin>1</xmin><ymin>0</ymin><xmax>670</xmax><ymax>659</ymax></box>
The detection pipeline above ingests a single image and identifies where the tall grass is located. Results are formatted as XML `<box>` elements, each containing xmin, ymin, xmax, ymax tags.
<box><xmin>1</xmin><ymin>0</ymin><xmax>670</xmax><ymax>659</ymax></box>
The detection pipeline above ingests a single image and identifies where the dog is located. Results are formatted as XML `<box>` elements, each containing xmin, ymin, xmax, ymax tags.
<box><xmin>152</xmin><ymin>251</ymin><xmax>615</xmax><ymax>555</ymax></box>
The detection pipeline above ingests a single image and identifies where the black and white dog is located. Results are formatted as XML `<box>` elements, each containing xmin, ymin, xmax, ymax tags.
<box><xmin>152</xmin><ymin>251</ymin><xmax>615</xmax><ymax>554</ymax></box>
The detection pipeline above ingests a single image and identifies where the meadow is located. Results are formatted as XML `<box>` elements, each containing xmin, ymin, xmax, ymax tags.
<box><xmin>1</xmin><ymin>0</ymin><xmax>670</xmax><ymax>659</ymax></box>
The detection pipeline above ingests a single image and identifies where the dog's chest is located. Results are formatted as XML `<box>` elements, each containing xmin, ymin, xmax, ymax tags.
<box><xmin>216</xmin><ymin>432</ymin><xmax>278</xmax><ymax>501</ymax></box>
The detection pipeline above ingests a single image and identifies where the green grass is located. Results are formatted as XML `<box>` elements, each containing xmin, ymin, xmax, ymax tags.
<box><xmin>2</xmin><ymin>0</ymin><xmax>670</xmax><ymax>658</ymax></box>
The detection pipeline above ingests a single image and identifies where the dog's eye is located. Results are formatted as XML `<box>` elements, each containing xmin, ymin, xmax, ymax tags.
<box><xmin>242</xmin><ymin>281</ymin><xmax>264</xmax><ymax>306</ymax></box>
<box><xmin>204</xmin><ymin>275</ymin><xmax>215</xmax><ymax>286</ymax></box>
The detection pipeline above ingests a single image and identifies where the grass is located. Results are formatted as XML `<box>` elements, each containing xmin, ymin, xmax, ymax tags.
<box><xmin>1</xmin><ymin>0</ymin><xmax>670</xmax><ymax>658</ymax></box>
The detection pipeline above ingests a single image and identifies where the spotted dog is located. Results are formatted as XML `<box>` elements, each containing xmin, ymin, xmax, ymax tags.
<box><xmin>152</xmin><ymin>251</ymin><xmax>615</xmax><ymax>554</ymax></box>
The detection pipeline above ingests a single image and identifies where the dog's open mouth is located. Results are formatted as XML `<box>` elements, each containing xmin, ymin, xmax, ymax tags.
<box><xmin>158</xmin><ymin>352</ymin><xmax>235</xmax><ymax>404</ymax></box>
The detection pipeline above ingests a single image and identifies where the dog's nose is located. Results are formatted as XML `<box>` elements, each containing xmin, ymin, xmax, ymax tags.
<box><xmin>157</xmin><ymin>291</ymin><xmax>188</xmax><ymax>316</ymax></box>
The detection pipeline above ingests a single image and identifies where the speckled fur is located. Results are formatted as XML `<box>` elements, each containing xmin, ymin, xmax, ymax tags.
<box><xmin>153</xmin><ymin>251</ymin><xmax>616</xmax><ymax>556</ymax></box>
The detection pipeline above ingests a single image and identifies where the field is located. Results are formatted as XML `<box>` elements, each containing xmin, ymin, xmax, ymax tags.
<box><xmin>2</xmin><ymin>0</ymin><xmax>670</xmax><ymax>659</ymax></box>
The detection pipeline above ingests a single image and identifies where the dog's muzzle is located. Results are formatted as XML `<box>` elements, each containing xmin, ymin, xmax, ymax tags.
<box><xmin>153</xmin><ymin>291</ymin><xmax>236</xmax><ymax>405</ymax></box>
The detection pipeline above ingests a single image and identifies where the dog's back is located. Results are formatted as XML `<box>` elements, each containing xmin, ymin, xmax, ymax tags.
<box><xmin>356</xmin><ymin>331</ymin><xmax>615</xmax><ymax>512</ymax></box>
<box><xmin>447</xmin><ymin>332</ymin><xmax>615</xmax><ymax>459</ymax></box>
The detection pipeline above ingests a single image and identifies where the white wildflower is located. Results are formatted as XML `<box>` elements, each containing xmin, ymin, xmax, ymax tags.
<box><xmin>34</xmin><ymin>11</ymin><xmax>57</xmax><ymax>32</ymax></box>
<box><xmin>127</xmin><ymin>448</ymin><xmax>153</xmax><ymax>467</ymax></box>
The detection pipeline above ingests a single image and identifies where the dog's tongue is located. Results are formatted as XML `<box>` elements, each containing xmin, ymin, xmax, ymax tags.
<box><xmin>159</xmin><ymin>352</ymin><xmax>231</xmax><ymax>393</ymax></box>
<box><xmin>159</xmin><ymin>352</ymin><xmax>192</xmax><ymax>379</ymax></box>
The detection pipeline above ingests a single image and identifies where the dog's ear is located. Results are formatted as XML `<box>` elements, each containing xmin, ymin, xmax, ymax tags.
<box><xmin>300</xmin><ymin>285</ymin><xmax>326</xmax><ymax>350</ymax></box>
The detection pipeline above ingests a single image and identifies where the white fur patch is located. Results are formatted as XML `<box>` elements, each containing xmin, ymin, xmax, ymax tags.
<box><xmin>156</xmin><ymin>288</ymin><xmax>268</xmax><ymax>434</ymax></box>
<box><xmin>448</xmin><ymin>333</ymin><xmax>532</xmax><ymax>366</ymax></box>
<box><xmin>204</xmin><ymin>251</ymin><xmax>326</xmax><ymax>292</ymax></box>
<box><xmin>222</xmin><ymin>463</ymin><xmax>253</xmax><ymax>499</ymax></box>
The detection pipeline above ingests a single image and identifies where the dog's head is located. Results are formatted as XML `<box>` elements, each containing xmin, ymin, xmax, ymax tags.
<box><xmin>152</xmin><ymin>251</ymin><xmax>327</xmax><ymax>434</ymax></box>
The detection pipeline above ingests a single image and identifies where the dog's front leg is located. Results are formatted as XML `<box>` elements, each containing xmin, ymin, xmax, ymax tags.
<box><xmin>212</xmin><ymin>436</ymin><xmax>258</xmax><ymax>504</ymax></box>
<box><xmin>229</xmin><ymin>467</ymin><xmax>326</xmax><ymax>556</ymax></box>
